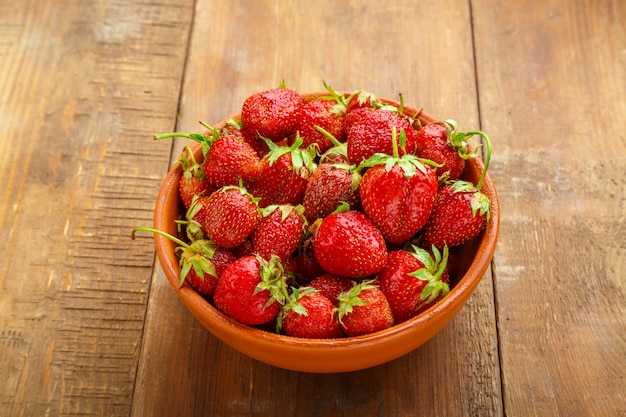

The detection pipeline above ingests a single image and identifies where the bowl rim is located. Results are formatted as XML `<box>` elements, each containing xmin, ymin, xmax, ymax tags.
<box><xmin>152</xmin><ymin>92</ymin><xmax>500</xmax><ymax>369</ymax></box>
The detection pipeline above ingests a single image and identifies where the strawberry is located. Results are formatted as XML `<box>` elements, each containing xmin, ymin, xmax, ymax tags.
<box><xmin>131</xmin><ymin>227</ymin><xmax>236</xmax><ymax>298</ymax></box>
<box><xmin>213</xmin><ymin>255</ymin><xmax>288</xmax><ymax>325</ymax></box>
<box><xmin>155</xmin><ymin>123</ymin><xmax>261</xmax><ymax>189</ymax></box>
<box><xmin>279</xmin><ymin>287</ymin><xmax>343</xmax><ymax>339</ymax></box>
<box><xmin>289</xmin><ymin>101</ymin><xmax>345</xmax><ymax>154</ymax></box>
<box><xmin>312</xmin><ymin>206</ymin><xmax>388</xmax><ymax>279</ymax></box>
<box><xmin>177</xmin><ymin>146</ymin><xmax>215</xmax><ymax>209</ymax></box>
<box><xmin>358</xmin><ymin>127</ymin><xmax>438</xmax><ymax>245</ymax></box>
<box><xmin>198</xmin><ymin>184</ymin><xmax>260</xmax><ymax>248</ymax></box>
<box><xmin>336</xmin><ymin>280</ymin><xmax>394</xmax><ymax>336</ymax></box>
<box><xmin>241</xmin><ymin>83</ymin><xmax>304</xmax><ymax>142</ymax></box>
<box><xmin>309</xmin><ymin>273</ymin><xmax>354</xmax><ymax>305</ymax></box>
<box><xmin>251</xmin><ymin>204</ymin><xmax>306</xmax><ymax>260</ymax></box>
<box><xmin>246</xmin><ymin>135</ymin><xmax>316</xmax><ymax>208</ymax></box>
<box><xmin>420</xmin><ymin>132</ymin><xmax>493</xmax><ymax>248</ymax></box>
<box><xmin>222</xmin><ymin>118</ymin><xmax>270</xmax><ymax>158</ymax></box>
<box><xmin>288</xmin><ymin>81</ymin><xmax>350</xmax><ymax>153</ymax></box>
<box><xmin>414</xmin><ymin>119</ymin><xmax>483</xmax><ymax>181</ymax></box>
<box><xmin>185</xmin><ymin>246</ymin><xmax>236</xmax><ymax>296</ymax></box>
<box><xmin>378</xmin><ymin>246</ymin><xmax>450</xmax><ymax>323</ymax></box>
<box><xmin>302</xmin><ymin>162</ymin><xmax>362</xmax><ymax>222</ymax></box>
<box><xmin>202</xmin><ymin>134</ymin><xmax>261</xmax><ymax>187</ymax></box>
<box><xmin>345</xmin><ymin>107</ymin><xmax>418</xmax><ymax>164</ymax></box>
<box><xmin>420</xmin><ymin>180</ymin><xmax>491</xmax><ymax>248</ymax></box>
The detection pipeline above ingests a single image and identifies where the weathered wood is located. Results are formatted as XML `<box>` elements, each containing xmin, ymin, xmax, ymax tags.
<box><xmin>132</xmin><ymin>1</ymin><xmax>502</xmax><ymax>416</ymax></box>
<box><xmin>0</xmin><ymin>0</ymin><xmax>194</xmax><ymax>415</ymax></box>
<box><xmin>472</xmin><ymin>0</ymin><xmax>626</xmax><ymax>415</ymax></box>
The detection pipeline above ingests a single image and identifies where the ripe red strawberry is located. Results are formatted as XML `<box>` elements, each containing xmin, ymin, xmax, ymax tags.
<box><xmin>251</xmin><ymin>205</ymin><xmax>306</xmax><ymax>260</ymax></box>
<box><xmin>346</xmin><ymin>108</ymin><xmax>418</xmax><ymax>164</ymax></box>
<box><xmin>246</xmin><ymin>135</ymin><xmax>316</xmax><ymax>208</ymax></box>
<box><xmin>289</xmin><ymin>99</ymin><xmax>346</xmax><ymax>153</ymax></box>
<box><xmin>336</xmin><ymin>281</ymin><xmax>394</xmax><ymax>336</ymax></box>
<box><xmin>185</xmin><ymin>246</ymin><xmax>237</xmax><ymax>297</ymax></box>
<box><xmin>131</xmin><ymin>227</ymin><xmax>236</xmax><ymax>298</ymax></box>
<box><xmin>414</xmin><ymin>120</ymin><xmax>483</xmax><ymax>181</ymax></box>
<box><xmin>177</xmin><ymin>146</ymin><xmax>215</xmax><ymax>209</ymax></box>
<box><xmin>378</xmin><ymin>246</ymin><xmax>450</xmax><ymax>323</ymax></box>
<box><xmin>221</xmin><ymin>118</ymin><xmax>270</xmax><ymax>158</ymax></box>
<box><xmin>241</xmin><ymin>83</ymin><xmax>304</xmax><ymax>142</ymax></box>
<box><xmin>155</xmin><ymin>123</ymin><xmax>261</xmax><ymax>189</ymax></box>
<box><xmin>203</xmin><ymin>134</ymin><xmax>261</xmax><ymax>187</ymax></box>
<box><xmin>420</xmin><ymin>180</ymin><xmax>491</xmax><ymax>249</ymax></box>
<box><xmin>309</xmin><ymin>273</ymin><xmax>354</xmax><ymax>305</ymax></box>
<box><xmin>358</xmin><ymin>128</ymin><xmax>438</xmax><ymax>245</ymax></box>
<box><xmin>302</xmin><ymin>162</ymin><xmax>362</xmax><ymax>222</ymax></box>
<box><xmin>312</xmin><ymin>207</ymin><xmax>388</xmax><ymax>279</ymax></box>
<box><xmin>279</xmin><ymin>287</ymin><xmax>343</xmax><ymax>339</ymax></box>
<box><xmin>420</xmin><ymin>133</ymin><xmax>492</xmax><ymax>248</ymax></box>
<box><xmin>213</xmin><ymin>255</ymin><xmax>288</xmax><ymax>325</ymax></box>
<box><xmin>198</xmin><ymin>184</ymin><xmax>260</xmax><ymax>248</ymax></box>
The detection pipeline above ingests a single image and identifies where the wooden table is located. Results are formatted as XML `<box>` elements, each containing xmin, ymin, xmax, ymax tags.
<box><xmin>1</xmin><ymin>1</ymin><xmax>624</xmax><ymax>415</ymax></box>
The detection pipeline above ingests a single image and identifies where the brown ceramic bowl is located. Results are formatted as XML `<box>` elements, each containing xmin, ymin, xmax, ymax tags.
<box><xmin>153</xmin><ymin>93</ymin><xmax>500</xmax><ymax>373</ymax></box>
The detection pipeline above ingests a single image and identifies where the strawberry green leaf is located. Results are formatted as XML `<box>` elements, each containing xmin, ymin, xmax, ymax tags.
<box><xmin>471</xmin><ymin>191</ymin><xmax>491</xmax><ymax>221</ymax></box>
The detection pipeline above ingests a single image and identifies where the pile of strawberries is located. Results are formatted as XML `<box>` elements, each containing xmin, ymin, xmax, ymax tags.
<box><xmin>134</xmin><ymin>81</ymin><xmax>492</xmax><ymax>339</ymax></box>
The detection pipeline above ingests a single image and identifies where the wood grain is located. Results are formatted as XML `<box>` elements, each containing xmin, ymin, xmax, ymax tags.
<box><xmin>472</xmin><ymin>0</ymin><xmax>626</xmax><ymax>415</ymax></box>
<box><xmin>5</xmin><ymin>0</ymin><xmax>622</xmax><ymax>415</ymax></box>
<box><xmin>0</xmin><ymin>0</ymin><xmax>193</xmax><ymax>415</ymax></box>
<box><xmin>132</xmin><ymin>1</ymin><xmax>503</xmax><ymax>416</ymax></box>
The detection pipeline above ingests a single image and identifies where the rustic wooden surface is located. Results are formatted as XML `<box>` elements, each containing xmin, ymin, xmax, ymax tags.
<box><xmin>0</xmin><ymin>0</ymin><xmax>623</xmax><ymax>416</ymax></box>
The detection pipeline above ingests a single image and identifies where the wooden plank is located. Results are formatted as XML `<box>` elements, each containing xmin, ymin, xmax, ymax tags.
<box><xmin>132</xmin><ymin>1</ymin><xmax>503</xmax><ymax>416</ymax></box>
<box><xmin>0</xmin><ymin>0</ymin><xmax>194</xmax><ymax>415</ymax></box>
<box><xmin>472</xmin><ymin>0</ymin><xmax>626</xmax><ymax>415</ymax></box>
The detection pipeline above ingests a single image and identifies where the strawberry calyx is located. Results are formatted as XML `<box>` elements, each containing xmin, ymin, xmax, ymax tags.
<box><xmin>336</xmin><ymin>280</ymin><xmax>377</xmax><ymax>325</ymax></box>
<box><xmin>176</xmin><ymin>194</ymin><xmax>206</xmax><ymax>241</ymax></box>
<box><xmin>131</xmin><ymin>226</ymin><xmax>219</xmax><ymax>287</ymax></box>
<box><xmin>407</xmin><ymin>245</ymin><xmax>450</xmax><ymax>305</ymax></box>
<box><xmin>262</xmin><ymin>204</ymin><xmax>308</xmax><ymax>234</ymax></box>
<box><xmin>358</xmin><ymin>126</ymin><xmax>439</xmax><ymax>177</ymax></box>
<box><xmin>254</xmin><ymin>254</ymin><xmax>290</xmax><ymax>310</ymax></box>
<box><xmin>448</xmin><ymin>180</ymin><xmax>491</xmax><ymax>222</ymax></box>
<box><xmin>352</xmin><ymin>90</ymin><xmax>399</xmax><ymax>113</ymax></box>
<box><xmin>317</xmin><ymin>80</ymin><xmax>351</xmax><ymax>116</ymax></box>
<box><xmin>276</xmin><ymin>286</ymin><xmax>319</xmax><ymax>332</ymax></box>
<box><xmin>179</xmin><ymin>145</ymin><xmax>205</xmax><ymax>181</ymax></box>
<box><xmin>444</xmin><ymin>120</ymin><xmax>492</xmax><ymax>189</ymax></box>
<box><xmin>262</xmin><ymin>133</ymin><xmax>317</xmax><ymax>173</ymax></box>
<box><xmin>261</xmin><ymin>203</ymin><xmax>303</xmax><ymax>221</ymax></box>
<box><xmin>221</xmin><ymin>180</ymin><xmax>262</xmax><ymax>205</ymax></box>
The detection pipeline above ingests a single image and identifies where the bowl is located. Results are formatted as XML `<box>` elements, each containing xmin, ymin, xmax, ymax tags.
<box><xmin>153</xmin><ymin>93</ymin><xmax>500</xmax><ymax>373</ymax></box>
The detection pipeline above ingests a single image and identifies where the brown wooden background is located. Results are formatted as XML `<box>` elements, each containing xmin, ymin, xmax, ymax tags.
<box><xmin>1</xmin><ymin>0</ymin><xmax>624</xmax><ymax>416</ymax></box>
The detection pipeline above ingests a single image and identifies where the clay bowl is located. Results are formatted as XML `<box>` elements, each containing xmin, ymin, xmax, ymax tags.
<box><xmin>153</xmin><ymin>92</ymin><xmax>500</xmax><ymax>373</ymax></box>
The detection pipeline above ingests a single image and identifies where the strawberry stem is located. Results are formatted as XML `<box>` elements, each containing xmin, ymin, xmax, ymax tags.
<box><xmin>464</xmin><ymin>130</ymin><xmax>492</xmax><ymax>190</ymax></box>
<box><xmin>391</xmin><ymin>126</ymin><xmax>399</xmax><ymax>158</ymax></box>
<box><xmin>132</xmin><ymin>226</ymin><xmax>190</xmax><ymax>249</ymax></box>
